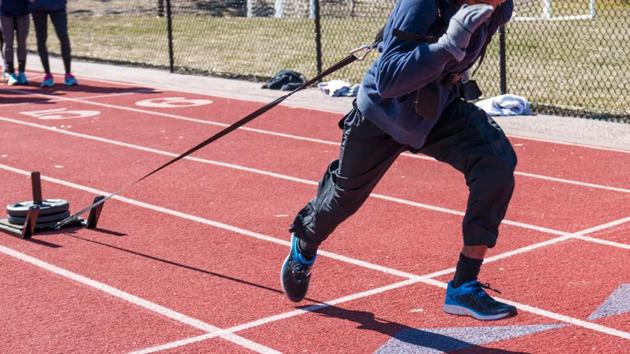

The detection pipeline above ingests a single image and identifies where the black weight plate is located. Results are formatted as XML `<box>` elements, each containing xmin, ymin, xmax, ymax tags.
<box><xmin>8</xmin><ymin>210</ymin><xmax>71</xmax><ymax>225</ymax></box>
<box><xmin>6</xmin><ymin>199</ymin><xmax>69</xmax><ymax>217</ymax></box>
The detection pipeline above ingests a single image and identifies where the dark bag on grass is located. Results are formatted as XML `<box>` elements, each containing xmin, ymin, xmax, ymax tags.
<box><xmin>262</xmin><ymin>69</ymin><xmax>306</xmax><ymax>91</ymax></box>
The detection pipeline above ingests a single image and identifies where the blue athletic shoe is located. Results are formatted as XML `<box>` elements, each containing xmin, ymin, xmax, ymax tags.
<box><xmin>281</xmin><ymin>234</ymin><xmax>316</xmax><ymax>302</ymax></box>
<box><xmin>65</xmin><ymin>73</ymin><xmax>78</xmax><ymax>86</ymax></box>
<box><xmin>41</xmin><ymin>73</ymin><xmax>54</xmax><ymax>87</ymax></box>
<box><xmin>444</xmin><ymin>280</ymin><xmax>517</xmax><ymax>320</ymax></box>
<box><xmin>17</xmin><ymin>72</ymin><xmax>28</xmax><ymax>85</ymax></box>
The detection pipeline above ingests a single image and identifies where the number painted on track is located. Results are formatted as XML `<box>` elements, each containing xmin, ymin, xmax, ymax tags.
<box><xmin>20</xmin><ymin>108</ymin><xmax>101</xmax><ymax>120</ymax></box>
<box><xmin>135</xmin><ymin>97</ymin><xmax>213</xmax><ymax>108</ymax></box>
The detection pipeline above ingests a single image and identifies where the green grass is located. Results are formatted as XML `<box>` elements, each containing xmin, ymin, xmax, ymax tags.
<box><xmin>34</xmin><ymin>0</ymin><xmax>630</xmax><ymax>118</ymax></box>
<box><xmin>501</xmin><ymin>1</ymin><xmax>630</xmax><ymax>117</ymax></box>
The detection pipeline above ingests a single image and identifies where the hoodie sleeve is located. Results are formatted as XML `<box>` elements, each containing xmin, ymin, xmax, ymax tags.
<box><xmin>375</xmin><ymin>0</ymin><xmax>455</xmax><ymax>98</ymax></box>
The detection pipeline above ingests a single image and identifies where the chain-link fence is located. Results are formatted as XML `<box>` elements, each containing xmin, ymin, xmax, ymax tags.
<box><xmin>506</xmin><ymin>0</ymin><xmax>629</xmax><ymax>119</ymax></box>
<box><xmin>37</xmin><ymin>0</ymin><xmax>629</xmax><ymax>120</ymax></box>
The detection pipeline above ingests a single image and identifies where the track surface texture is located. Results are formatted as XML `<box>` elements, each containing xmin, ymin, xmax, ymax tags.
<box><xmin>1</xmin><ymin>71</ymin><xmax>628</xmax><ymax>353</ymax></box>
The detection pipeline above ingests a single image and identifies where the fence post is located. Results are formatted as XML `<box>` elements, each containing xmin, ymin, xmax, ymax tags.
<box><xmin>157</xmin><ymin>0</ymin><xmax>164</xmax><ymax>17</ymax></box>
<box><xmin>309</xmin><ymin>0</ymin><xmax>316</xmax><ymax>18</ymax></box>
<box><xmin>166</xmin><ymin>0</ymin><xmax>175</xmax><ymax>73</ymax></box>
<box><xmin>499</xmin><ymin>25</ymin><xmax>507</xmax><ymax>94</ymax></box>
<box><xmin>314</xmin><ymin>0</ymin><xmax>323</xmax><ymax>78</ymax></box>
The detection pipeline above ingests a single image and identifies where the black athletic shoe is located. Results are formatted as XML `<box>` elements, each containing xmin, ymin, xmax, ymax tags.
<box><xmin>281</xmin><ymin>234</ymin><xmax>316</xmax><ymax>302</ymax></box>
<box><xmin>444</xmin><ymin>280</ymin><xmax>518</xmax><ymax>320</ymax></box>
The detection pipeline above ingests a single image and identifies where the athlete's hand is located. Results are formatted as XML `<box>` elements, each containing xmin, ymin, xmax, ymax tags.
<box><xmin>473</xmin><ymin>0</ymin><xmax>506</xmax><ymax>9</ymax></box>
<box><xmin>438</xmin><ymin>3</ymin><xmax>495</xmax><ymax>61</ymax></box>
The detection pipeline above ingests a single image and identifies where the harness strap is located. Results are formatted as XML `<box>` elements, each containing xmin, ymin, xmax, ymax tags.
<box><xmin>393</xmin><ymin>28</ymin><xmax>438</xmax><ymax>44</ymax></box>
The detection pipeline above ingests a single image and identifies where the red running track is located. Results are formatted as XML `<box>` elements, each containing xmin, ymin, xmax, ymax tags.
<box><xmin>0</xmin><ymin>74</ymin><xmax>628</xmax><ymax>353</ymax></box>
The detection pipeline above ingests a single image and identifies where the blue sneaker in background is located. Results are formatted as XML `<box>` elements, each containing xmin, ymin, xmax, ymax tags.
<box><xmin>444</xmin><ymin>280</ymin><xmax>517</xmax><ymax>320</ymax></box>
<box><xmin>41</xmin><ymin>73</ymin><xmax>54</xmax><ymax>87</ymax></box>
<box><xmin>65</xmin><ymin>73</ymin><xmax>78</xmax><ymax>86</ymax></box>
<box><xmin>281</xmin><ymin>234</ymin><xmax>316</xmax><ymax>302</ymax></box>
<box><xmin>17</xmin><ymin>72</ymin><xmax>28</xmax><ymax>85</ymax></box>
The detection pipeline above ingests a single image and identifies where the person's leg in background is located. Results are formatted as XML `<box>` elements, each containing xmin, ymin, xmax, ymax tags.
<box><xmin>31</xmin><ymin>10</ymin><xmax>54</xmax><ymax>87</ymax></box>
<box><xmin>14</xmin><ymin>15</ymin><xmax>29</xmax><ymax>84</ymax></box>
<box><xmin>49</xmin><ymin>8</ymin><xmax>76</xmax><ymax>86</ymax></box>
<box><xmin>1</xmin><ymin>15</ymin><xmax>17</xmax><ymax>84</ymax></box>
<box><xmin>420</xmin><ymin>99</ymin><xmax>518</xmax><ymax>321</ymax></box>
<box><xmin>0</xmin><ymin>25</ymin><xmax>4</xmax><ymax>60</ymax></box>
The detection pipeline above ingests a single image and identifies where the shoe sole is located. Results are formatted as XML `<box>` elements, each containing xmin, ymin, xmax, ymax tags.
<box><xmin>443</xmin><ymin>304</ymin><xmax>517</xmax><ymax>321</ymax></box>
<box><xmin>280</xmin><ymin>254</ymin><xmax>290</xmax><ymax>297</ymax></box>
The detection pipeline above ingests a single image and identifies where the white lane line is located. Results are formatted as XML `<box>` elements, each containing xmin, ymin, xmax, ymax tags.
<box><xmin>573</xmin><ymin>216</ymin><xmax>630</xmax><ymax>236</ymax></box>
<box><xmin>79</xmin><ymin>92</ymin><xmax>144</xmax><ymax>100</ymax></box>
<box><xmin>5</xmin><ymin>89</ymin><xmax>628</xmax><ymax>194</ymax></box>
<box><xmin>3</xmin><ymin>117</ymin><xmax>627</xmax><ymax>251</ymax></box>
<box><xmin>507</xmin><ymin>134</ymin><xmax>630</xmax><ymax>154</ymax></box>
<box><xmin>129</xmin><ymin>217</ymin><xmax>630</xmax><ymax>353</ymax></box>
<box><xmin>0</xmin><ymin>116</ymin><xmax>574</xmax><ymax>239</ymax></box>
<box><xmin>128</xmin><ymin>278</ymin><xmax>420</xmax><ymax>354</ymax></box>
<box><xmin>574</xmin><ymin>235</ymin><xmax>630</xmax><ymax>250</ymax></box>
<box><xmin>0</xmin><ymin>91</ymin><xmax>137</xmax><ymax>107</ymax></box>
<box><xmin>0</xmin><ymin>115</ymin><xmax>317</xmax><ymax>185</ymax></box>
<box><xmin>0</xmin><ymin>162</ymin><xmax>294</xmax><ymax>247</ymax></box>
<box><xmin>6</xmin><ymin>89</ymin><xmax>341</xmax><ymax>146</ymax></box>
<box><xmin>1</xmin><ymin>163</ymin><xmax>627</xmax><ymax>347</ymax></box>
<box><xmin>8</xmin><ymin>92</ymin><xmax>134</xmax><ymax>101</ymax></box>
<box><xmin>370</xmin><ymin>193</ymin><xmax>569</xmax><ymax>237</ymax></box>
<box><xmin>29</xmin><ymin>75</ymin><xmax>630</xmax><ymax>154</ymax></box>
<box><xmin>0</xmin><ymin>245</ymin><xmax>279</xmax><ymax>354</ymax></box>
<box><xmin>0</xmin><ymin>116</ymin><xmax>590</xmax><ymax>243</ymax></box>
<box><xmin>0</xmin><ymin>164</ymin><xmax>578</xmax><ymax>282</ymax></box>
<box><xmin>483</xmin><ymin>217</ymin><xmax>629</xmax><ymax>264</ymax></box>
<box><xmin>514</xmin><ymin>171</ymin><xmax>630</xmax><ymax>194</ymax></box>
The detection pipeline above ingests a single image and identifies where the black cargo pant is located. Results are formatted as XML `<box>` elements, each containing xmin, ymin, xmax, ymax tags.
<box><xmin>290</xmin><ymin>98</ymin><xmax>517</xmax><ymax>248</ymax></box>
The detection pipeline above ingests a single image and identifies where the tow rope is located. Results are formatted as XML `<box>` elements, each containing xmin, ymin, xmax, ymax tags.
<box><xmin>54</xmin><ymin>39</ymin><xmax>380</xmax><ymax>229</ymax></box>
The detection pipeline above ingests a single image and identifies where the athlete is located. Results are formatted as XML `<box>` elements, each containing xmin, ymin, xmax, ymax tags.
<box><xmin>29</xmin><ymin>0</ymin><xmax>77</xmax><ymax>86</ymax></box>
<box><xmin>1</xmin><ymin>0</ymin><xmax>30</xmax><ymax>85</ymax></box>
<box><xmin>281</xmin><ymin>0</ymin><xmax>518</xmax><ymax>321</ymax></box>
